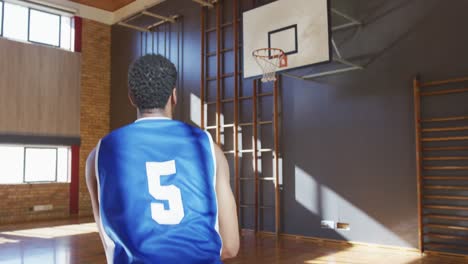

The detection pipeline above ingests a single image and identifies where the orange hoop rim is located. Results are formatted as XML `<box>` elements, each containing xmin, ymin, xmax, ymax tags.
<box><xmin>252</xmin><ymin>48</ymin><xmax>285</xmax><ymax>59</ymax></box>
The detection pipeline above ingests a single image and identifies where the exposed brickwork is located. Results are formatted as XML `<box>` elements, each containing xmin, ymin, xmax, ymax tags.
<box><xmin>0</xmin><ymin>184</ymin><xmax>69</xmax><ymax>225</ymax></box>
<box><xmin>79</xmin><ymin>19</ymin><xmax>111</xmax><ymax>216</ymax></box>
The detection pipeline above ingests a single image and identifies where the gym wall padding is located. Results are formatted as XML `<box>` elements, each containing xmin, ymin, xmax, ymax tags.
<box><xmin>0</xmin><ymin>38</ymin><xmax>81</xmax><ymax>138</ymax></box>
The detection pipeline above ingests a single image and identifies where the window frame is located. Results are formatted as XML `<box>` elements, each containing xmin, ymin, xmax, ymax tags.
<box><xmin>27</xmin><ymin>7</ymin><xmax>61</xmax><ymax>48</ymax></box>
<box><xmin>2</xmin><ymin>1</ymin><xmax>29</xmax><ymax>43</ymax></box>
<box><xmin>0</xmin><ymin>0</ymin><xmax>74</xmax><ymax>51</ymax></box>
<box><xmin>0</xmin><ymin>1</ymin><xmax>4</xmax><ymax>37</ymax></box>
<box><xmin>23</xmin><ymin>146</ymin><xmax>59</xmax><ymax>183</ymax></box>
<box><xmin>0</xmin><ymin>144</ymin><xmax>71</xmax><ymax>185</ymax></box>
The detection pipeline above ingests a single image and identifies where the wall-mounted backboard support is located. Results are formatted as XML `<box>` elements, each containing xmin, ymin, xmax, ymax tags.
<box><xmin>283</xmin><ymin>7</ymin><xmax>363</xmax><ymax>80</ymax></box>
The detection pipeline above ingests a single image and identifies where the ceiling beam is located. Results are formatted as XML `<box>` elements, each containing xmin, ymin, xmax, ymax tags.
<box><xmin>142</xmin><ymin>11</ymin><xmax>176</xmax><ymax>23</ymax></box>
<box><xmin>147</xmin><ymin>15</ymin><xmax>179</xmax><ymax>30</ymax></box>
<box><xmin>118</xmin><ymin>22</ymin><xmax>150</xmax><ymax>32</ymax></box>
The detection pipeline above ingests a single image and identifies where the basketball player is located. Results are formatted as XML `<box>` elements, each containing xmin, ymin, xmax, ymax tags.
<box><xmin>85</xmin><ymin>54</ymin><xmax>239</xmax><ymax>263</ymax></box>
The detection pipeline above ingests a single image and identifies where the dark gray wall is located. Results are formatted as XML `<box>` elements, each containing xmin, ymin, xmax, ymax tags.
<box><xmin>111</xmin><ymin>0</ymin><xmax>200</xmax><ymax>128</ymax></box>
<box><xmin>111</xmin><ymin>0</ymin><xmax>468</xmax><ymax>248</ymax></box>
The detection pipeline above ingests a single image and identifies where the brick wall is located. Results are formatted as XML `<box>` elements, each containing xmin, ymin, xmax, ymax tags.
<box><xmin>0</xmin><ymin>184</ymin><xmax>69</xmax><ymax>225</ymax></box>
<box><xmin>79</xmin><ymin>19</ymin><xmax>111</xmax><ymax>217</ymax></box>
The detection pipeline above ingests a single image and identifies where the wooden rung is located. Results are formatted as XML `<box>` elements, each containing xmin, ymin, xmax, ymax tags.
<box><xmin>225</xmin><ymin>149</ymin><xmax>273</xmax><ymax>154</ymax></box>
<box><xmin>260</xmin><ymin>177</ymin><xmax>275</xmax><ymax>181</ymax></box>
<box><xmin>424</xmin><ymin>176</ymin><xmax>468</xmax><ymax>180</ymax></box>
<box><xmin>239</xmin><ymin>93</ymin><xmax>273</xmax><ymax>101</ymax></box>
<box><xmin>207</xmin><ymin>72</ymin><xmax>242</xmax><ymax>81</ymax></box>
<box><xmin>424</xmin><ymin>146</ymin><xmax>468</xmax><ymax>151</ymax></box>
<box><xmin>240</xmin><ymin>204</ymin><xmax>274</xmax><ymax>209</ymax></box>
<box><xmin>424</xmin><ymin>205</ymin><xmax>468</xmax><ymax>211</ymax></box>
<box><xmin>425</xmin><ymin>233</ymin><xmax>468</xmax><ymax>241</ymax></box>
<box><xmin>423</xmin><ymin>156</ymin><xmax>468</xmax><ymax>161</ymax></box>
<box><xmin>424</xmin><ymin>195</ymin><xmax>468</xmax><ymax>201</ymax></box>
<box><xmin>206</xmin><ymin>98</ymin><xmax>234</xmax><ymax>105</ymax></box>
<box><xmin>239</xmin><ymin>177</ymin><xmax>275</xmax><ymax>181</ymax></box>
<box><xmin>206</xmin><ymin>21</ymin><xmax>233</xmax><ymax>33</ymax></box>
<box><xmin>258</xmin><ymin>92</ymin><xmax>274</xmax><ymax>97</ymax></box>
<box><xmin>238</xmin><ymin>121</ymin><xmax>273</xmax><ymax>127</ymax></box>
<box><xmin>424</xmin><ymin>166</ymin><xmax>468</xmax><ymax>171</ymax></box>
<box><xmin>420</xmin><ymin>87</ymin><xmax>468</xmax><ymax>96</ymax></box>
<box><xmin>425</xmin><ymin>214</ymin><xmax>468</xmax><ymax>221</ymax></box>
<box><xmin>259</xmin><ymin>121</ymin><xmax>273</xmax><ymax>125</ymax></box>
<box><xmin>207</xmin><ymin>46</ymin><xmax>241</xmax><ymax>56</ymax></box>
<box><xmin>205</xmin><ymin>122</ymin><xmax>273</xmax><ymax>128</ymax></box>
<box><xmin>206</xmin><ymin>48</ymin><xmax>235</xmax><ymax>57</ymax></box>
<box><xmin>206</xmin><ymin>124</ymin><xmax>235</xmax><ymax>130</ymax></box>
<box><xmin>207</xmin><ymin>73</ymin><xmax>234</xmax><ymax>81</ymax></box>
<box><xmin>421</xmin><ymin>77</ymin><xmax>468</xmax><ymax>87</ymax></box>
<box><xmin>259</xmin><ymin>149</ymin><xmax>273</xmax><ymax>153</ymax></box>
<box><xmin>205</xmin><ymin>19</ymin><xmax>241</xmax><ymax>33</ymax></box>
<box><xmin>424</xmin><ymin>185</ymin><xmax>468</xmax><ymax>190</ymax></box>
<box><xmin>422</xmin><ymin>126</ymin><xmax>468</xmax><ymax>132</ymax></box>
<box><xmin>422</xmin><ymin>136</ymin><xmax>468</xmax><ymax>142</ymax></box>
<box><xmin>425</xmin><ymin>224</ymin><xmax>468</xmax><ymax>231</ymax></box>
<box><xmin>425</xmin><ymin>242</ymin><xmax>468</xmax><ymax>251</ymax></box>
<box><xmin>238</xmin><ymin>149</ymin><xmax>273</xmax><ymax>154</ymax></box>
<box><xmin>238</xmin><ymin>149</ymin><xmax>272</xmax><ymax>153</ymax></box>
<box><xmin>239</xmin><ymin>122</ymin><xmax>253</xmax><ymax>126</ymax></box>
<box><xmin>421</xmin><ymin>116</ymin><xmax>468</xmax><ymax>123</ymax></box>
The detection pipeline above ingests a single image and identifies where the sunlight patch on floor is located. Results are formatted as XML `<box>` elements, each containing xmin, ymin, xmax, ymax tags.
<box><xmin>303</xmin><ymin>253</ymin><xmax>421</xmax><ymax>264</ymax></box>
<box><xmin>302</xmin><ymin>244</ymin><xmax>421</xmax><ymax>264</ymax></box>
<box><xmin>1</xmin><ymin>222</ymin><xmax>98</xmax><ymax>239</ymax></box>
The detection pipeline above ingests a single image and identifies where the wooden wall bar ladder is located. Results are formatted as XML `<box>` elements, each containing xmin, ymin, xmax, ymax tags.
<box><xmin>413</xmin><ymin>75</ymin><xmax>468</xmax><ymax>255</ymax></box>
<box><xmin>200</xmin><ymin>0</ymin><xmax>242</xmax><ymax>227</ymax></box>
<box><xmin>200</xmin><ymin>0</ymin><xmax>282</xmax><ymax>234</ymax></box>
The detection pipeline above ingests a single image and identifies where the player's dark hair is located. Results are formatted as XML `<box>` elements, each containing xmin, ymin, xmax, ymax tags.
<box><xmin>128</xmin><ymin>54</ymin><xmax>177</xmax><ymax>110</ymax></box>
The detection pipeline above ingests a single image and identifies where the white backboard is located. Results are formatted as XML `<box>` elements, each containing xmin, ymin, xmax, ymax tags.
<box><xmin>242</xmin><ymin>0</ymin><xmax>330</xmax><ymax>79</ymax></box>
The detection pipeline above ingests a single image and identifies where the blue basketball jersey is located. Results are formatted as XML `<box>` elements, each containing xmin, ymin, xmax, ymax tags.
<box><xmin>95</xmin><ymin>117</ymin><xmax>222</xmax><ymax>264</ymax></box>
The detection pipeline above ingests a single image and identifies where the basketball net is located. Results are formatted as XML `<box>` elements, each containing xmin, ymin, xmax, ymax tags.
<box><xmin>252</xmin><ymin>48</ymin><xmax>287</xmax><ymax>82</ymax></box>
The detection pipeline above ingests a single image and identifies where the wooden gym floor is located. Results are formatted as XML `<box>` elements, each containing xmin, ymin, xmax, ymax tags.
<box><xmin>0</xmin><ymin>218</ymin><xmax>466</xmax><ymax>264</ymax></box>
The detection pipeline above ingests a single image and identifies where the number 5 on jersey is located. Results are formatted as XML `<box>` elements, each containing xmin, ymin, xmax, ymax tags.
<box><xmin>146</xmin><ymin>161</ymin><xmax>185</xmax><ymax>225</ymax></box>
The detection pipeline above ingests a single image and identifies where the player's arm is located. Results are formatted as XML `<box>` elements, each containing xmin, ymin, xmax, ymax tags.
<box><xmin>85</xmin><ymin>149</ymin><xmax>100</xmax><ymax>224</ymax></box>
<box><xmin>214</xmin><ymin>144</ymin><xmax>240</xmax><ymax>259</ymax></box>
<box><xmin>85</xmin><ymin>148</ymin><xmax>106</xmax><ymax>247</ymax></box>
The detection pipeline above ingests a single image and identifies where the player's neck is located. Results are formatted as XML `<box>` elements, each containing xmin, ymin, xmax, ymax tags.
<box><xmin>137</xmin><ymin>108</ymin><xmax>172</xmax><ymax>120</ymax></box>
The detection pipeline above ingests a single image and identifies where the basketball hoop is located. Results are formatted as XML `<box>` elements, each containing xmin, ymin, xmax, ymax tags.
<box><xmin>252</xmin><ymin>48</ymin><xmax>288</xmax><ymax>82</ymax></box>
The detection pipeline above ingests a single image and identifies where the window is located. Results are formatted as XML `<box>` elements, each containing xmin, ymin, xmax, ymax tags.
<box><xmin>0</xmin><ymin>0</ymin><xmax>74</xmax><ymax>51</ymax></box>
<box><xmin>60</xmin><ymin>16</ymin><xmax>72</xmax><ymax>50</ymax></box>
<box><xmin>0</xmin><ymin>144</ymin><xmax>71</xmax><ymax>184</ymax></box>
<box><xmin>3</xmin><ymin>2</ymin><xmax>28</xmax><ymax>41</ymax></box>
<box><xmin>25</xmin><ymin>148</ymin><xmax>58</xmax><ymax>182</ymax></box>
<box><xmin>29</xmin><ymin>9</ymin><xmax>60</xmax><ymax>47</ymax></box>
<box><xmin>0</xmin><ymin>146</ymin><xmax>24</xmax><ymax>184</ymax></box>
